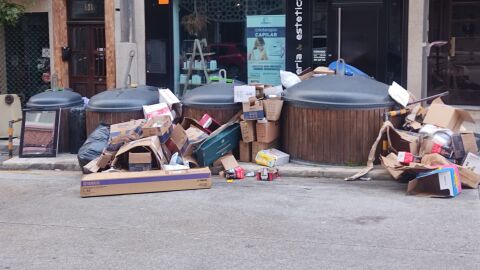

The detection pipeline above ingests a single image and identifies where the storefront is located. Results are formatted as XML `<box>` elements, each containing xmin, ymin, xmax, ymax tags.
<box><xmin>144</xmin><ymin>0</ymin><xmax>408</xmax><ymax>96</ymax></box>
<box><xmin>428</xmin><ymin>0</ymin><xmax>480</xmax><ymax>106</ymax></box>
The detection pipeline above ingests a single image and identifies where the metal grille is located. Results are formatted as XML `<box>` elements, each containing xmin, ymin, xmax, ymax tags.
<box><xmin>0</xmin><ymin>13</ymin><xmax>50</xmax><ymax>104</ymax></box>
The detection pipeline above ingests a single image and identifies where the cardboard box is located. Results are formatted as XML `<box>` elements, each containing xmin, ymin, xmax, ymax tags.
<box><xmin>128</xmin><ymin>152</ymin><xmax>152</xmax><ymax>171</ymax></box>
<box><xmin>242</xmin><ymin>97</ymin><xmax>265</xmax><ymax>120</ymax></box>
<box><xmin>110</xmin><ymin>119</ymin><xmax>145</xmax><ymax>144</ymax></box>
<box><xmin>159</xmin><ymin>88</ymin><xmax>180</xmax><ymax>107</ymax></box>
<box><xmin>457</xmin><ymin>166</ymin><xmax>480</xmax><ymax>189</ymax></box>
<box><xmin>255</xmin><ymin>149</ymin><xmax>290</xmax><ymax>167</ymax></box>
<box><xmin>112</xmin><ymin>136</ymin><xmax>166</xmax><ymax>170</ymax></box>
<box><xmin>388</xmin><ymin>128</ymin><xmax>421</xmax><ymax>155</ymax></box>
<box><xmin>143</xmin><ymin>103</ymin><xmax>173</xmax><ymax>120</ymax></box>
<box><xmin>252</xmin><ymin>140</ymin><xmax>278</xmax><ymax>161</ymax></box>
<box><xmin>199</xmin><ymin>114</ymin><xmax>221</xmax><ymax>134</ymax></box>
<box><xmin>256</xmin><ymin>120</ymin><xmax>279</xmax><ymax>143</ymax></box>
<box><xmin>462</xmin><ymin>152</ymin><xmax>480</xmax><ymax>175</ymax></box>
<box><xmin>423</xmin><ymin>104</ymin><xmax>475</xmax><ymax>133</ymax></box>
<box><xmin>142</xmin><ymin>116</ymin><xmax>173</xmax><ymax>143</ymax></box>
<box><xmin>451</xmin><ymin>134</ymin><xmax>466</xmax><ymax>160</ymax></box>
<box><xmin>80</xmin><ymin>167</ymin><xmax>212</xmax><ymax>197</ymax></box>
<box><xmin>240</xmin><ymin>120</ymin><xmax>256</xmax><ymax>143</ymax></box>
<box><xmin>234</xmin><ymin>85</ymin><xmax>256</xmax><ymax>103</ymax></box>
<box><xmin>239</xmin><ymin>141</ymin><xmax>252</xmax><ymax>162</ymax></box>
<box><xmin>461</xmin><ymin>133</ymin><xmax>479</xmax><ymax>154</ymax></box>
<box><xmin>263</xmin><ymin>99</ymin><xmax>284</xmax><ymax>121</ymax></box>
<box><xmin>169</xmin><ymin>125</ymin><xmax>189</xmax><ymax>155</ymax></box>
<box><xmin>407</xmin><ymin>167</ymin><xmax>461</xmax><ymax>198</ymax></box>
<box><xmin>96</xmin><ymin>151</ymin><xmax>115</xmax><ymax>169</ymax></box>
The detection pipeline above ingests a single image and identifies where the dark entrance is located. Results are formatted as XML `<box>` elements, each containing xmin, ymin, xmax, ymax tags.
<box><xmin>286</xmin><ymin>0</ymin><xmax>407</xmax><ymax>85</ymax></box>
<box><xmin>428</xmin><ymin>0</ymin><xmax>480</xmax><ymax>105</ymax></box>
<box><xmin>145</xmin><ymin>0</ymin><xmax>174</xmax><ymax>89</ymax></box>
<box><xmin>67</xmin><ymin>0</ymin><xmax>106</xmax><ymax>98</ymax></box>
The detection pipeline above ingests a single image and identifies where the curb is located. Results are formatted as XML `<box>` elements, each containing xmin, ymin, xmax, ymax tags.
<box><xmin>239</xmin><ymin>162</ymin><xmax>392</xmax><ymax>181</ymax></box>
<box><xmin>0</xmin><ymin>154</ymin><xmax>393</xmax><ymax>181</ymax></box>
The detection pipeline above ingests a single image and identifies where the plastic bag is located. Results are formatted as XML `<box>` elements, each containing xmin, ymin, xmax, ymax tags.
<box><xmin>77</xmin><ymin>123</ymin><xmax>110</xmax><ymax>168</ymax></box>
<box><xmin>69</xmin><ymin>106</ymin><xmax>87</xmax><ymax>154</ymax></box>
<box><xmin>280</xmin><ymin>70</ymin><xmax>301</xmax><ymax>88</ymax></box>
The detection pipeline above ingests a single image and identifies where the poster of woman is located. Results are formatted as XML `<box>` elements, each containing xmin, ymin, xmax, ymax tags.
<box><xmin>246</xmin><ymin>15</ymin><xmax>286</xmax><ymax>85</ymax></box>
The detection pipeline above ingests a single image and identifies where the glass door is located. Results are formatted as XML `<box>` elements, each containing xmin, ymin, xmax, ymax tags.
<box><xmin>428</xmin><ymin>0</ymin><xmax>480</xmax><ymax>105</ymax></box>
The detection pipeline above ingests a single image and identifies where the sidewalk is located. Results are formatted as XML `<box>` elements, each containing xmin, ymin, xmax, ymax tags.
<box><xmin>0</xmin><ymin>153</ymin><xmax>392</xmax><ymax>180</ymax></box>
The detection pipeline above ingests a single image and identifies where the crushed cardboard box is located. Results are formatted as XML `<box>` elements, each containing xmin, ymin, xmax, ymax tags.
<box><xmin>242</xmin><ymin>97</ymin><xmax>264</xmax><ymax>120</ymax></box>
<box><xmin>80</xmin><ymin>167</ymin><xmax>212</xmax><ymax>197</ymax></box>
<box><xmin>112</xmin><ymin>136</ymin><xmax>167</xmax><ymax>171</ymax></box>
<box><xmin>240</xmin><ymin>120</ymin><xmax>256</xmax><ymax>143</ymax></box>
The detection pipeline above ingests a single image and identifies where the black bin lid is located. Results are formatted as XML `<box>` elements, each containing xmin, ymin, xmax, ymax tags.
<box><xmin>86</xmin><ymin>86</ymin><xmax>159</xmax><ymax>112</ymax></box>
<box><xmin>284</xmin><ymin>76</ymin><xmax>395</xmax><ymax>109</ymax></box>
<box><xmin>182</xmin><ymin>81</ymin><xmax>244</xmax><ymax>108</ymax></box>
<box><xmin>26</xmin><ymin>89</ymin><xmax>83</xmax><ymax>109</ymax></box>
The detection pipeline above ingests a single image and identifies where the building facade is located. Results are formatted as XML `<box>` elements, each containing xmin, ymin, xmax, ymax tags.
<box><xmin>1</xmin><ymin>0</ymin><xmax>479</xmax><ymax>106</ymax></box>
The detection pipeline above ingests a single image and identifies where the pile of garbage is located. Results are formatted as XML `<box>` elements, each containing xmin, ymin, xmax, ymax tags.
<box><xmin>348</xmin><ymin>83</ymin><xmax>480</xmax><ymax>198</ymax></box>
<box><xmin>234</xmin><ymin>84</ymin><xmax>289</xmax><ymax>169</ymax></box>
<box><xmin>77</xmin><ymin>86</ymin><xmax>291</xmax><ymax>197</ymax></box>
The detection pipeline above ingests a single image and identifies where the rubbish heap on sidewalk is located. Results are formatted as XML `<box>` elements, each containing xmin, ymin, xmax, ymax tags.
<box><xmin>347</xmin><ymin>83</ymin><xmax>480</xmax><ymax>198</ymax></box>
<box><xmin>78</xmin><ymin>84</ymin><xmax>291</xmax><ymax>197</ymax></box>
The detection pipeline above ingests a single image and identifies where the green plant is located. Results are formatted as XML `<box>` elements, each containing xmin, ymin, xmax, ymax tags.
<box><xmin>0</xmin><ymin>0</ymin><xmax>26</xmax><ymax>26</ymax></box>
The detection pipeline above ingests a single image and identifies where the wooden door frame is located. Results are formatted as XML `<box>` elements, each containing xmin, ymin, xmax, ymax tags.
<box><xmin>52</xmin><ymin>0</ymin><xmax>115</xmax><ymax>90</ymax></box>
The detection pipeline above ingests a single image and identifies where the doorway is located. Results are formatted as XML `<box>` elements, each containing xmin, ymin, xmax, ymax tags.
<box><xmin>428</xmin><ymin>0</ymin><xmax>480</xmax><ymax>105</ymax></box>
<box><xmin>67</xmin><ymin>0</ymin><xmax>106</xmax><ymax>98</ymax></box>
<box><xmin>145</xmin><ymin>0</ymin><xmax>174</xmax><ymax>89</ymax></box>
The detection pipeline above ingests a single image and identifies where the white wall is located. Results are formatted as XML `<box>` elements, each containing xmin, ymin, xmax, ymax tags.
<box><xmin>115</xmin><ymin>0</ymin><xmax>146</xmax><ymax>87</ymax></box>
<box><xmin>407</xmin><ymin>0</ymin><xmax>428</xmax><ymax>99</ymax></box>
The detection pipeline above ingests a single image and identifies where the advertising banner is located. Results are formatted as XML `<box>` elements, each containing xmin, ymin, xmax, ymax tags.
<box><xmin>247</xmin><ymin>15</ymin><xmax>286</xmax><ymax>85</ymax></box>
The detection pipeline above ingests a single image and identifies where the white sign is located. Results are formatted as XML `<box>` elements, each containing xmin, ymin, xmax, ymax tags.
<box><xmin>234</xmin><ymin>85</ymin><xmax>256</xmax><ymax>103</ymax></box>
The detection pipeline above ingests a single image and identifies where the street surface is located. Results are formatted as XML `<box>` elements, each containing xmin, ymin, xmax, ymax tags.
<box><xmin>0</xmin><ymin>170</ymin><xmax>479</xmax><ymax>269</ymax></box>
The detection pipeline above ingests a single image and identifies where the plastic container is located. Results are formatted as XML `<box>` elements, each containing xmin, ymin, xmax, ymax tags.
<box><xmin>181</xmin><ymin>81</ymin><xmax>244</xmax><ymax>124</ymax></box>
<box><xmin>282</xmin><ymin>75</ymin><xmax>395</xmax><ymax>165</ymax></box>
<box><xmin>26</xmin><ymin>89</ymin><xmax>83</xmax><ymax>153</ymax></box>
<box><xmin>85</xmin><ymin>86</ymin><xmax>159</xmax><ymax>136</ymax></box>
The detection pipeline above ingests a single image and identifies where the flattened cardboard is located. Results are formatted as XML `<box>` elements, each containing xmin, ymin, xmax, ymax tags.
<box><xmin>110</xmin><ymin>119</ymin><xmax>145</xmax><ymax>144</ymax></box>
<box><xmin>239</xmin><ymin>140</ymin><xmax>252</xmax><ymax>162</ymax></box>
<box><xmin>219</xmin><ymin>154</ymin><xmax>239</xmax><ymax>170</ymax></box>
<box><xmin>256</xmin><ymin>121</ymin><xmax>279</xmax><ymax>143</ymax></box>
<box><xmin>423</xmin><ymin>104</ymin><xmax>475</xmax><ymax>133</ymax></box>
<box><xmin>263</xmin><ymin>99</ymin><xmax>284</xmax><ymax>121</ymax></box>
<box><xmin>252</xmin><ymin>140</ymin><xmax>278</xmax><ymax>161</ymax></box>
<box><xmin>142</xmin><ymin>116</ymin><xmax>173</xmax><ymax>143</ymax></box>
<box><xmin>170</xmin><ymin>125</ymin><xmax>189</xmax><ymax>155</ymax></box>
<box><xmin>240</xmin><ymin>120</ymin><xmax>255</xmax><ymax>143</ymax></box>
<box><xmin>380</xmin><ymin>153</ymin><xmax>434</xmax><ymax>181</ymax></box>
<box><xmin>80</xmin><ymin>167</ymin><xmax>212</xmax><ymax>197</ymax></box>
<box><xmin>234</xmin><ymin>85</ymin><xmax>256</xmax><ymax>103</ymax></box>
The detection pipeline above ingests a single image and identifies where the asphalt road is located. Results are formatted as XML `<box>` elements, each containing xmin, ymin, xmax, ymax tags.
<box><xmin>0</xmin><ymin>170</ymin><xmax>479</xmax><ymax>270</ymax></box>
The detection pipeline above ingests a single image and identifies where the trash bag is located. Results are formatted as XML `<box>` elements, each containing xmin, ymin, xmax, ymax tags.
<box><xmin>77</xmin><ymin>123</ymin><xmax>110</xmax><ymax>168</ymax></box>
<box><xmin>69</xmin><ymin>106</ymin><xmax>87</xmax><ymax>154</ymax></box>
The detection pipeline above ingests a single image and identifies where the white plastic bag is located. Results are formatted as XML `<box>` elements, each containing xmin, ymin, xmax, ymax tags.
<box><xmin>280</xmin><ymin>70</ymin><xmax>301</xmax><ymax>88</ymax></box>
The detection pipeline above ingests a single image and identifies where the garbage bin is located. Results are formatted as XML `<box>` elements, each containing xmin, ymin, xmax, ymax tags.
<box><xmin>181</xmin><ymin>81</ymin><xmax>244</xmax><ymax>124</ymax></box>
<box><xmin>282</xmin><ymin>75</ymin><xmax>395</xmax><ymax>165</ymax></box>
<box><xmin>26</xmin><ymin>89</ymin><xmax>84</xmax><ymax>153</ymax></box>
<box><xmin>86</xmin><ymin>86</ymin><xmax>159</xmax><ymax>136</ymax></box>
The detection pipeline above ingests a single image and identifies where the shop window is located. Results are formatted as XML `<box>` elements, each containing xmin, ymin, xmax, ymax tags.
<box><xmin>178</xmin><ymin>0</ymin><xmax>285</xmax><ymax>88</ymax></box>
